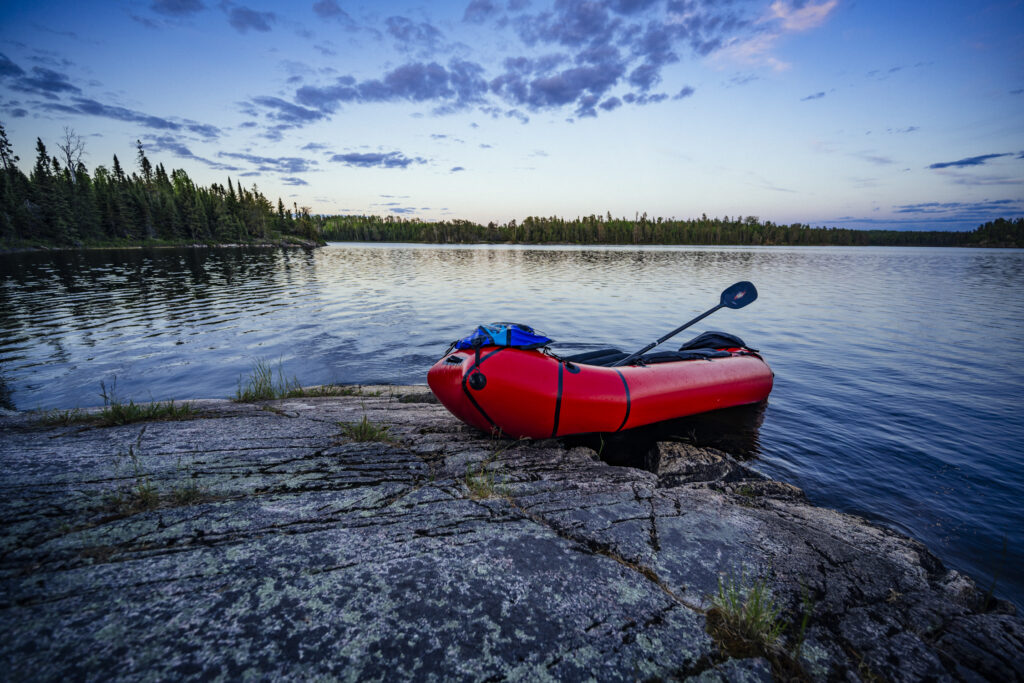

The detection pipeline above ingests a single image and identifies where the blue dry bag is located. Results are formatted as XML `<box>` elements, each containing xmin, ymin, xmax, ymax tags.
<box><xmin>455</xmin><ymin>322</ymin><xmax>552</xmax><ymax>350</ymax></box>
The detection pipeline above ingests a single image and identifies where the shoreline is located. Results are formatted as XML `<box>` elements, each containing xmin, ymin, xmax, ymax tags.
<box><xmin>1</xmin><ymin>387</ymin><xmax>1020</xmax><ymax>679</ymax></box>
<box><xmin>0</xmin><ymin>237</ymin><xmax>324</xmax><ymax>255</ymax></box>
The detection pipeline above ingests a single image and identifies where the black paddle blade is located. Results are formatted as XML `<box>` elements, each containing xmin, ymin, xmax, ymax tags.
<box><xmin>720</xmin><ymin>281</ymin><xmax>757</xmax><ymax>309</ymax></box>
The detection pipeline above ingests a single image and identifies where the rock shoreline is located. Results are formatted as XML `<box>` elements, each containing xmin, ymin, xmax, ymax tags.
<box><xmin>1</xmin><ymin>387</ymin><xmax>1021</xmax><ymax>681</ymax></box>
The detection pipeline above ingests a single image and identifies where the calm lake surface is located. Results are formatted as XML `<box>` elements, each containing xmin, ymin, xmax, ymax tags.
<box><xmin>2</xmin><ymin>243</ymin><xmax>1023</xmax><ymax>608</ymax></box>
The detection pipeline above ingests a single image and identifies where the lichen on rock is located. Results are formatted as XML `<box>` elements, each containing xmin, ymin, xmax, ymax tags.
<box><xmin>0</xmin><ymin>388</ymin><xmax>1021</xmax><ymax>681</ymax></box>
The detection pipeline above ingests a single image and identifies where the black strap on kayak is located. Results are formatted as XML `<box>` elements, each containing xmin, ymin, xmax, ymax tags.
<box><xmin>550</xmin><ymin>363</ymin><xmax>564</xmax><ymax>438</ymax></box>
<box><xmin>614</xmin><ymin>369</ymin><xmax>631</xmax><ymax>432</ymax></box>
<box><xmin>461</xmin><ymin>346</ymin><xmax>505</xmax><ymax>433</ymax></box>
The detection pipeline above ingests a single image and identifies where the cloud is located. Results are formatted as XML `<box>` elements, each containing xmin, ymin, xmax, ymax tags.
<box><xmin>854</xmin><ymin>152</ymin><xmax>893</xmax><ymax>165</ymax></box>
<box><xmin>450</xmin><ymin>166</ymin><xmax>465</xmax><ymax>172</ymax></box>
<box><xmin>801</xmin><ymin>91</ymin><xmax>825</xmax><ymax>101</ymax></box>
<box><xmin>301</xmin><ymin>142</ymin><xmax>329</xmax><ymax>151</ymax></box>
<box><xmin>330</xmin><ymin>151</ymin><xmax>426</xmax><ymax>168</ymax></box>
<box><xmin>150</xmin><ymin>0</ymin><xmax>205</xmax><ymax>17</ymax></box>
<box><xmin>622</xmin><ymin>91</ymin><xmax>667</xmax><ymax>105</ymax></box>
<box><xmin>223</xmin><ymin>3</ymin><xmax>276</xmax><ymax>33</ymax></box>
<box><xmin>312</xmin><ymin>0</ymin><xmax>352</xmax><ymax>22</ymax></box>
<box><xmin>727</xmin><ymin>74</ymin><xmax>759</xmax><ymax>87</ymax></box>
<box><xmin>673</xmin><ymin>85</ymin><xmax>694</xmax><ymax>99</ymax></box>
<box><xmin>255</xmin><ymin>0</ymin><xmax>820</xmax><ymax>122</ymax></box>
<box><xmin>0</xmin><ymin>53</ymin><xmax>26</xmax><ymax>78</ymax></box>
<box><xmin>145</xmin><ymin>134</ymin><xmax>240</xmax><ymax>170</ymax></box>
<box><xmin>463</xmin><ymin>0</ymin><xmax>501</xmax><ymax>24</ymax></box>
<box><xmin>186</xmin><ymin>121</ymin><xmax>221</xmax><ymax>138</ymax></box>
<box><xmin>716</xmin><ymin>0</ymin><xmax>837</xmax><ymax>71</ymax></box>
<box><xmin>250</xmin><ymin>95</ymin><xmax>326</xmax><ymax>124</ymax></box>
<box><xmin>894</xmin><ymin>199</ymin><xmax>1021</xmax><ymax>216</ymax></box>
<box><xmin>491</xmin><ymin>54</ymin><xmax>627</xmax><ymax>112</ymax></box>
<box><xmin>40</xmin><ymin>97</ymin><xmax>181</xmax><ymax>130</ymax></box>
<box><xmin>281</xmin><ymin>176</ymin><xmax>308</xmax><ymax>186</ymax></box>
<box><xmin>386</xmin><ymin>16</ymin><xmax>444</xmax><ymax>55</ymax></box>
<box><xmin>3</xmin><ymin>59</ymin><xmax>82</xmax><ymax>100</ymax></box>
<box><xmin>610</xmin><ymin>0</ymin><xmax>660</xmax><ymax>15</ymax></box>
<box><xmin>928</xmin><ymin>153</ymin><xmax>1010</xmax><ymax>169</ymax></box>
<box><xmin>218</xmin><ymin>151</ymin><xmax>316</xmax><ymax>174</ymax></box>
<box><xmin>296</xmin><ymin>59</ymin><xmax>489</xmax><ymax>114</ymax></box>
<box><xmin>769</xmin><ymin>0</ymin><xmax>838</xmax><ymax>31</ymax></box>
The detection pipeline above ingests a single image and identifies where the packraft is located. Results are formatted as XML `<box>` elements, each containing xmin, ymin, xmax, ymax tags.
<box><xmin>428</xmin><ymin>327</ymin><xmax>773</xmax><ymax>439</ymax></box>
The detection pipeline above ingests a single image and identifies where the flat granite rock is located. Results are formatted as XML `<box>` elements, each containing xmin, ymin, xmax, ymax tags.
<box><xmin>1</xmin><ymin>388</ymin><xmax>1021</xmax><ymax>681</ymax></box>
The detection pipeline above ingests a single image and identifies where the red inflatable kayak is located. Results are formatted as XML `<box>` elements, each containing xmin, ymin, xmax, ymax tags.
<box><xmin>427</xmin><ymin>339</ymin><xmax>773</xmax><ymax>439</ymax></box>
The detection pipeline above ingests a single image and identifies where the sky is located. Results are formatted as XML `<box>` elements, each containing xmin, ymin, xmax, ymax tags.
<box><xmin>1</xmin><ymin>0</ymin><xmax>1022</xmax><ymax>230</ymax></box>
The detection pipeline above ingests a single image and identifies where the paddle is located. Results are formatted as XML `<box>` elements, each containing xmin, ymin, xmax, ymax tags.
<box><xmin>611</xmin><ymin>281</ymin><xmax>758</xmax><ymax>367</ymax></box>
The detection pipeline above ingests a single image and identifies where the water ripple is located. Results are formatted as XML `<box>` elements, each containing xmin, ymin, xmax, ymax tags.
<box><xmin>1</xmin><ymin>243</ymin><xmax>1023</xmax><ymax>611</ymax></box>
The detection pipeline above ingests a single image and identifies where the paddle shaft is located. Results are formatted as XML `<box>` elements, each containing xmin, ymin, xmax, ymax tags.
<box><xmin>611</xmin><ymin>304</ymin><xmax>724</xmax><ymax>367</ymax></box>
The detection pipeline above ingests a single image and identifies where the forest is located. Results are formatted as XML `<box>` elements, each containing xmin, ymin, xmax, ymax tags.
<box><xmin>2</xmin><ymin>124</ymin><xmax>1021</xmax><ymax>249</ymax></box>
<box><xmin>0</xmin><ymin>125</ymin><xmax>324</xmax><ymax>248</ymax></box>
<box><xmin>320</xmin><ymin>214</ymin><xmax>1024</xmax><ymax>247</ymax></box>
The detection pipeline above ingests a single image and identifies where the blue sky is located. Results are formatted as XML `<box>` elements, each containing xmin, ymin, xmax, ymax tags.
<box><xmin>1</xmin><ymin>0</ymin><xmax>1021</xmax><ymax>229</ymax></box>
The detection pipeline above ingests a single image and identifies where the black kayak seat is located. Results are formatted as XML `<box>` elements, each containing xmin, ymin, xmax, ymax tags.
<box><xmin>562</xmin><ymin>331</ymin><xmax>751</xmax><ymax>368</ymax></box>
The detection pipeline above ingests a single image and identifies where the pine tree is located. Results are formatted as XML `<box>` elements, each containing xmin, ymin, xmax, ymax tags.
<box><xmin>0</xmin><ymin>122</ymin><xmax>19</xmax><ymax>172</ymax></box>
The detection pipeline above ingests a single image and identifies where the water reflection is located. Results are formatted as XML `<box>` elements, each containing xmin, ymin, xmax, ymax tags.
<box><xmin>2</xmin><ymin>243</ymin><xmax>1023</xmax><ymax>612</ymax></box>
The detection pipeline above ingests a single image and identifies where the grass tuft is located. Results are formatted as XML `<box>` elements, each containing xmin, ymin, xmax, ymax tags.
<box><xmin>234</xmin><ymin>360</ymin><xmax>366</xmax><ymax>401</ymax></box>
<box><xmin>35</xmin><ymin>399</ymin><xmax>198</xmax><ymax>427</ymax></box>
<box><xmin>98</xmin><ymin>398</ymin><xmax>198</xmax><ymax>425</ymax></box>
<box><xmin>288</xmin><ymin>384</ymin><xmax>361</xmax><ymax>398</ymax></box>
<box><xmin>170</xmin><ymin>479</ymin><xmax>209</xmax><ymax>506</ymax></box>
<box><xmin>234</xmin><ymin>359</ymin><xmax>302</xmax><ymax>402</ymax></box>
<box><xmin>339</xmin><ymin>415</ymin><xmax>394</xmax><ymax>442</ymax></box>
<box><xmin>465</xmin><ymin>460</ymin><xmax>511</xmax><ymax>500</ymax></box>
<box><xmin>706</xmin><ymin>570</ymin><xmax>785</xmax><ymax>658</ymax></box>
<box><xmin>34</xmin><ymin>408</ymin><xmax>89</xmax><ymax>426</ymax></box>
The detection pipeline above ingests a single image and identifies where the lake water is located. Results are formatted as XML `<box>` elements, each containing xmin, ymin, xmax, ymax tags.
<box><xmin>2</xmin><ymin>243</ymin><xmax>1023</xmax><ymax>610</ymax></box>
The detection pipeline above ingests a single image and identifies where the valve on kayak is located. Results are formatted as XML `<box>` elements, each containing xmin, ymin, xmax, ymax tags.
<box><xmin>468</xmin><ymin>371</ymin><xmax>487</xmax><ymax>390</ymax></box>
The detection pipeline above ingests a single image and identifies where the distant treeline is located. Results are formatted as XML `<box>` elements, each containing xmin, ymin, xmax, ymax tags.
<box><xmin>321</xmin><ymin>213</ymin><xmax>1024</xmax><ymax>248</ymax></box>
<box><xmin>0</xmin><ymin>124</ymin><xmax>323</xmax><ymax>248</ymax></box>
<box><xmin>3</xmin><ymin>124</ymin><xmax>1020</xmax><ymax>250</ymax></box>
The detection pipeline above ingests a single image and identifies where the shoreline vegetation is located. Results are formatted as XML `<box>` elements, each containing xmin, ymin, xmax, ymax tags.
<box><xmin>2</xmin><ymin>125</ymin><xmax>1022</xmax><ymax>250</ymax></box>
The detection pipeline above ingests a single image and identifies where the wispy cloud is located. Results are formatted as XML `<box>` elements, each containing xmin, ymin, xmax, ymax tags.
<box><xmin>928</xmin><ymin>153</ymin><xmax>1010</xmax><ymax>169</ymax></box>
<box><xmin>770</xmin><ymin>0</ymin><xmax>838</xmax><ymax>31</ymax></box>
<box><xmin>329</xmin><ymin>151</ymin><xmax>426</xmax><ymax>168</ymax></box>
<box><xmin>217</xmin><ymin>151</ymin><xmax>316</xmax><ymax>173</ymax></box>
<box><xmin>249</xmin><ymin>95</ymin><xmax>326</xmax><ymax>124</ymax></box>
<box><xmin>0</xmin><ymin>54</ymin><xmax>81</xmax><ymax>100</ymax></box>
<box><xmin>150</xmin><ymin>0</ymin><xmax>205</xmax><ymax>17</ymax></box>
<box><xmin>463</xmin><ymin>0</ymin><xmax>501</xmax><ymax>24</ymax></box>
<box><xmin>718</xmin><ymin>0</ymin><xmax>838</xmax><ymax>71</ymax></box>
<box><xmin>386</xmin><ymin>16</ymin><xmax>445</xmax><ymax>56</ymax></box>
<box><xmin>894</xmin><ymin>199</ymin><xmax>1021</xmax><ymax>216</ymax></box>
<box><xmin>854</xmin><ymin>151</ymin><xmax>894</xmax><ymax>165</ymax></box>
<box><xmin>222</xmin><ymin>2</ymin><xmax>275</xmax><ymax>33</ymax></box>
<box><xmin>291</xmin><ymin>59</ymin><xmax>489</xmax><ymax>118</ymax></box>
<box><xmin>145</xmin><ymin>134</ymin><xmax>239</xmax><ymax>170</ymax></box>
<box><xmin>801</xmin><ymin>91</ymin><xmax>825</xmax><ymax>101</ymax></box>
<box><xmin>312</xmin><ymin>0</ymin><xmax>348</xmax><ymax>20</ymax></box>
<box><xmin>41</xmin><ymin>97</ymin><xmax>180</xmax><ymax>130</ymax></box>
